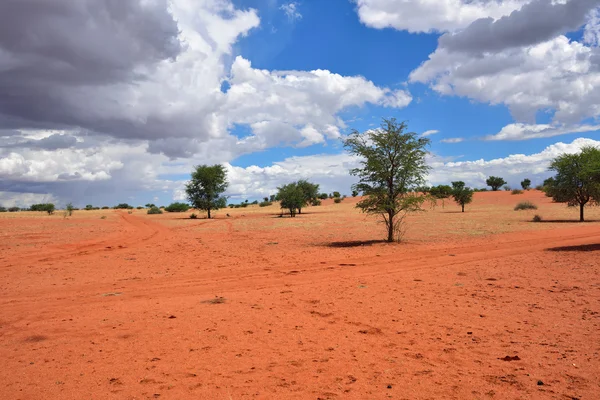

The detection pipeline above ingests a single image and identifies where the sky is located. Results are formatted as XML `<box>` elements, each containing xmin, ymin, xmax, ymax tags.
<box><xmin>1</xmin><ymin>0</ymin><xmax>600</xmax><ymax>207</ymax></box>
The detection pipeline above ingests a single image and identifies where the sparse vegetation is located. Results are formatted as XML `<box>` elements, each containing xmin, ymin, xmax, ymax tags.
<box><xmin>147</xmin><ymin>206</ymin><xmax>163</xmax><ymax>214</ymax></box>
<box><xmin>8</xmin><ymin>206</ymin><xmax>19</xmax><ymax>212</ymax></box>
<box><xmin>430</xmin><ymin>185</ymin><xmax>453</xmax><ymax>208</ymax></box>
<box><xmin>334</xmin><ymin>197</ymin><xmax>342</xmax><ymax>203</ymax></box>
<box><xmin>185</xmin><ymin>164</ymin><xmax>228</xmax><ymax>219</ymax></box>
<box><xmin>514</xmin><ymin>201</ymin><xmax>538</xmax><ymax>211</ymax></box>
<box><xmin>164</xmin><ymin>202</ymin><xmax>190</xmax><ymax>212</ymax></box>
<box><xmin>259</xmin><ymin>201</ymin><xmax>273</xmax><ymax>207</ymax></box>
<box><xmin>114</xmin><ymin>203</ymin><xmax>133</xmax><ymax>209</ymax></box>
<box><xmin>532</xmin><ymin>214</ymin><xmax>542</xmax><ymax>222</ymax></box>
<box><xmin>311</xmin><ymin>199</ymin><xmax>322</xmax><ymax>206</ymax></box>
<box><xmin>344</xmin><ymin>118</ymin><xmax>430</xmax><ymax>242</ymax></box>
<box><xmin>190</xmin><ymin>213</ymin><xmax>198</xmax><ymax>219</ymax></box>
<box><xmin>486</xmin><ymin>176</ymin><xmax>507</xmax><ymax>191</ymax></box>
<box><xmin>65</xmin><ymin>202</ymin><xmax>74</xmax><ymax>217</ymax></box>
<box><xmin>511</xmin><ymin>189</ymin><xmax>523</xmax><ymax>195</ymax></box>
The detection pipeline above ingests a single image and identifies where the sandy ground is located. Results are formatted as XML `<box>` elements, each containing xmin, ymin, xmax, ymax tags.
<box><xmin>0</xmin><ymin>191</ymin><xmax>599</xmax><ymax>399</ymax></box>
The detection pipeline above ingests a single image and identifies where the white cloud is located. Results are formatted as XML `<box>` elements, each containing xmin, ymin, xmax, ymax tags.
<box><xmin>584</xmin><ymin>7</ymin><xmax>600</xmax><ymax>46</ymax></box>
<box><xmin>355</xmin><ymin>0</ymin><xmax>528</xmax><ymax>33</ymax></box>
<box><xmin>280</xmin><ymin>2</ymin><xmax>302</xmax><ymax>21</ymax></box>
<box><xmin>440</xmin><ymin>137</ymin><xmax>464</xmax><ymax>143</ymax></box>
<box><xmin>485</xmin><ymin>123</ymin><xmax>600</xmax><ymax>141</ymax></box>
<box><xmin>421</xmin><ymin>130</ymin><xmax>439</xmax><ymax>137</ymax></box>
<box><xmin>196</xmin><ymin>137</ymin><xmax>600</xmax><ymax>200</ymax></box>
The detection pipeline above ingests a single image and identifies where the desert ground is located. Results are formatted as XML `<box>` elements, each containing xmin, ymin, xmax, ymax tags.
<box><xmin>1</xmin><ymin>191</ymin><xmax>599</xmax><ymax>400</ymax></box>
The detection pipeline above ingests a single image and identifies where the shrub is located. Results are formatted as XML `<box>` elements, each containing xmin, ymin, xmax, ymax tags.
<box><xmin>532</xmin><ymin>214</ymin><xmax>542</xmax><ymax>222</ymax></box>
<box><xmin>319</xmin><ymin>193</ymin><xmax>329</xmax><ymax>200</ymax></box>
<box><xmin>85</xmin><ymin>204</ymin><xmax>94</xmax><ymax>210</ymax></box>
<box><xmin>147</xmin><ymin>206</ymin><xmax>163</xmax><ymax>214</ymax></box>
<box><xmin>351</xmin><ymin>190</ymin><xmax>359</xmax><ymax>197</ymax></box>
<box><xmin>65</xmin><ymin>202</ymin><xmax>74</xmax><ymax>216</ymax></box>
<box><xmin>334</xmin><ymin>197</ymin><xmax>342</xmax><ymax>203</ymax></box>
<box><xmin>511</xmin><ymin>189</ymin><xmax>524</xmax><ymax>195</ymax></box>
<box><xmin>259</xmin><ymin>201</ymin><xmax>272</xmax><ymax>207</ymax></box>
<box><xmin>535</xmin><ymin>184</ymin><xmax>544</xmax><ymax>190</ymax></box>
<box><xmin>101</xmin><ymin>206</ymin><xmax>109</xmax><ymax>209</ymax></box>
<box><xmin>100</xmin><ymin>216</ymin><xmax>107</xmax><ymax>219</ymax></box>
<box><xmin>514</xmin><ymin>201</ymin><xmax>538</xmax><ymax>211</ymax></box>
<box><xmin>8</xmin><ymin>206</ymin><xmax>19</xmax><ymax>212</ymax></box>
<box><xmin>332</xmin><ymin>191</ymin><xmax>341</xmax><ymax>198</ymax></box>
<box><xmin>0</xmin><ymin>206</ymin><xmax>6</xmax><ymax>212</ymax></box>
<box><xmin>165</xmin><ymin>202</ymin><xmax>190</xmax><ymax>212</ymax></box>
<box><xmin>190</xmin><ymin>213</ymin><xmax>198</xmax><ymax>219</ymax></box>
<box><xmin>311</xmin><ymin>199</ymin><xmax>322</xmax><ymax>206</ymax></box>
<box><xmin>503</xmin><ymin>185</ymin><xmax>511</xmax><ymax>191</ymax></box>
<box><xmin>31</xmin><ymin>203</ymin><xmax>55</xmax><ymax>214</ymax></box>
<box><xmin>114</xmin><ymin>203</ymin><xmax>132</xmax><ymax>209</ymax></box>
<box><xmin>136</xmin><ymin>206</ymin><xmax>143</xmax><ymax>209</ymax></box>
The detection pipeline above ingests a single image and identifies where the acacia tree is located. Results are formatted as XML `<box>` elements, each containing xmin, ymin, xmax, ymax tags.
<box><xmin>276</xmin><ymin>182</ymin><xmax>305</xmax><ymax>217</ymax></box>
<box><xmin>486</xmin><ymin>176</ymin><xmax>506</xmax><ymax>191</ymax></box>
<box><xmin>296</xmin><ymin>180</ymin><xmax>320</xmax><ymax>214</ymax></box>
<box><xmin>185</xmin><ymin>164</ymin><xmax>228</xmax><ymax>219</ymax></box>
<box><xmin>451</xmin><ymin>181</ymin><xmax>474</xmax><ymax>212</ymax></box>
<box><xmin>430</xmin><ymin>184</ymin><xmax>453</xmax><ymax>208</ymax></box>
<box><xmin>344</xmin><ymin>118</ymin><xmax>430</xmax><ymax>242</ymax></box>
<box><xmin>544</xmin><ymin>146</ymin><xmax>600</xmax><ymax>222</ymax></box>
<box><xmin>521</xmin><ymin>178</ymin><xmax>531</xmax><ymax>190</ymax></box>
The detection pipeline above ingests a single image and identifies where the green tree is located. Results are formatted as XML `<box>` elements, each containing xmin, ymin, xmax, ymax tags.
<box><xmin>295</xmin><ymin>180</ymin><xmax>320</xmax><ymax>214</ymax></box>
<box><xmin>85</xmin><ymin>204</ymin><xmax>94</xmax><ymax>210</ymax></box>
<box><xmin>276</xmin><ymin>182</ymin><xmax>305</xmax><ymax>217</ymax></box>
<box><xmin>185</xmin><ymin>164</ymin><xmax>228</xmax><ymax>219</ymax></box>
<box><xmin>486</xmin><ymin>176</ymin><xmax>507</xmax><ymax>191</ymax></box>
<box><xmin>319</xmin><ymin>193</ymin><xmax>329</xmax><ymax>200</ymax></box>
<box><xmin>344</xmin><ymin>118</ymin><xmax>430</xmax><ymax>242</ymax></box>
<box><xmin>31</xmin><ymin>203</ymin><xmax>55</xmax><ymax>214</ymax></box>
<box><xmin>545</xmin><ymin>146</ymin><xmax>600</xmax><ymax>222</ymax></box>
<box><xmin>521</xmin><ymin>178</ymin><xmax>531</xmax><ymax>190</ymax></box>
<box><xmin>66</xmin><ymin>202</ymin><xmax>74</xmax><ymax>216</ymax></box>
<box><xmin>451</xmin><ymin>181</ymin><xmax>474</xmax><ymax>212</ymax></box>
<box><xmin>430</xmin><ymin>184</ymin><xmax>453</xmax><ymax>208</ymax></box>
<box><xmin>351</xmin><ymin>190</ymin><xmax>359</xmax><ymax>197</ymax></box>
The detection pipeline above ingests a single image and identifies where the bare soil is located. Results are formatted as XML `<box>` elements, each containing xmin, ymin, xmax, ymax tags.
<box><xmin>1</xmin><ymin>191</ymin><xmax>599</xmax><ymax>399</ymax></box>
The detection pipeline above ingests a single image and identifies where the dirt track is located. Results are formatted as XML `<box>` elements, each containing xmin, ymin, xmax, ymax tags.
<box><xmin>1</xmin><ymin>192</ymin><xmax>599</xmax><ymax>399</ymax></box>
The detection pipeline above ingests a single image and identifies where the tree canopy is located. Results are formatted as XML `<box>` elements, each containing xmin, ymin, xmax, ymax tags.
<box><xmin>276</xmin><ymin>182</ymin><xmax>305</xmax><ymax>217</ymax></box>
<box><xmin>544</xmin><ymin>146</ymin><xmax>600</xmax><ymax>222</ymax></box>
<box><xmin>344</xmin><ymin>118</ymin><xmax>430</xmax><ymax>242</ymax></box>
<box><xmin>486</xmin><ymin>176</ymin><xmax>506</xmax><ymax>191</ymax></box>
<box><xmin>520</xmin><ymin>178</ymin><xmax>531</xmax><ymax>190</ymax></box>
<box><xmin>185</xmin><ymin>164</ymin><xmax>228</xmax><ymax>219</ymax></box>
<box><xmin>295</xmin><ymin>180</ymin><xmax>320</xmax><ymax>214</ymax></box>
<box><xmin>451</xmin><ymin>181</ymin><xmax>474</xmax><ymax>212</ymax></box>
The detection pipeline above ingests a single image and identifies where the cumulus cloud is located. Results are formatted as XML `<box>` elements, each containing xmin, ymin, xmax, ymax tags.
<box><xmin>409</xmin><ymin>1</ymin><xmax>600</xmax><ymax>125</ymax></box>
<box><xmin>485</xmin><ymin>123</ymin><xmax>600</xmax><ymax>140</ymax></box>
<box><xmin>0</xmin><ymin>0</ymin><xmax>413</xmax><ymax>204</ymax></box>
<box><xmin>355</xmin><ymin>0</ymin><xmax>528</xmax><ymax>32</ymax></box>
<box><xmin>214</xmin><ymin>137</ymin><xmax>600</xmax><ymax>201</ymax></box>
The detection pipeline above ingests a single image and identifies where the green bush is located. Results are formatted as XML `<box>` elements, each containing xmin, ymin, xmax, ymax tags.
<box><xmin>511</xmin><ymin>189</ymin><xmax>524</xmax><ymax>195</ymax></box>
<box><xmin>514</xmin><ymin>201</ymin><xmax>538</xmax><ymax>211</ymax></box>
<box><xmin>8</xmin><ymin>206</ymin><xmax>20</xmax><ymax>212</ymax></box>
<box><xmin>532</xmin><ymin>214</ymin><xmax>542</xmax><ymax>222</ymax></box>
<box><xmin>165</xmin><ymin>202</ymin><xmax>190</xmax><ymax>212</ymax></box>
<box><xmin>259</xmin><ymin>201</ymin><xmax>273</xmax><ymax>207</ymax></box>
<box><xmin>333</xmin><ymin>191</ymin><xmax>341</xmax><ymax>198</ymax></box>
<box><xmin>190</xmin><ymin>213</ymin><xmax>198</xmax><ymax>219</ymax></box>
<box><xmin>147</xmin><ymin>206</ymin><xmax>163</xmax><ymax>214</ymax></box>
<box><xmin>31</xmin><ymin>203</ymin><xmax>55</xmax><ymax>214</ymax></box>
<box><xmin>65</xmin><ymin>202</ymin><xmax>74</xmax><ymax>216</ymax></box>
<box><xmin>0</xmin><ymin>206</ymin><xmax>6</xmax><ymax>212</ymax></box>
<box><xmin>334</xmin><ymin>197</ymin><xmax>342</xmax><ymax>203</ymax></box>
<box><xmin>114</xmin><ymin>203</ymin><xmax>132</xmax><ymax>209</ymax></box>
<box><xmin>311</xmin><ymin>199</ymin><xmax>322</xmax><ymax>206</ymax></box>
<box><xmin>319</xmin><ymin>193</ymin><xmax>329</xmax><ymax>200</ymax></box>
<box><xmin>101</xmin><ymin>206</ymin><xmax>109</xmax><ymax>209</ymax></box>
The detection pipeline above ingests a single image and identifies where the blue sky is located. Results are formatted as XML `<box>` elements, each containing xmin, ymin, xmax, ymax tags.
<box><xmin>1</xmin><ymin>0</ymin><xmax>600</xmax><ymax>207</ymax></box>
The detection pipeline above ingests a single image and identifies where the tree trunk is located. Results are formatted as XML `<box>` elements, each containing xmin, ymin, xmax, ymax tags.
<box><xmin>387</xmin><ymin>211</ymin><xmax>394</xmax><ymax>242</ymax></box>
<box><xmin>208</xmin><ymin>208</ymin><xmax>211</xmax><ymax>219</ymax></box>
<box><xmin>298</xmin><ymin>207</ymin><xmax>302</xmax><ymax>214</ymax></box>
<box><xmin>580</xmin><ymin>203</ymin><xmax>584</xmax><ymax>222</ymax></box>
<box><xmin>462</xmin><ymin>204</ymin><xmax>465</xmax><ymax>213</ymax></box>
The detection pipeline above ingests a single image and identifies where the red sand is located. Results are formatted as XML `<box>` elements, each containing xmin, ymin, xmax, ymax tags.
<box><xmin>1</xmin><ymin>191</ymin><xmax>599</xmax><ymax>399</ymax></box>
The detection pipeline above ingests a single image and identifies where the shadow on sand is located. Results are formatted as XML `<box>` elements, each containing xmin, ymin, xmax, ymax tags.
<box><xmin>325</xmin><ymin>240</ymin><xmax>388</xmax><ymax>248</ymax></box>
<box><xmin>546</xmin><ymin>244</ymin><xmax>600</xmax><ymax>252</ymax></box>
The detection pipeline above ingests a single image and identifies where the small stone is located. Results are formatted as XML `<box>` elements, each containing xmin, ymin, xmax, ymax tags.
<box><xmin>537</xmin><ymin>380</ymin><xmax>544</xmax><ymax>386</ymax></box>
<box><xmin>387</xmin><ymin>385</ymin><xmax>392</xmax><ymax>389</ymax></box>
